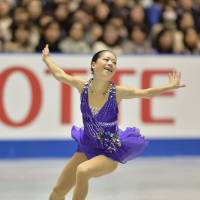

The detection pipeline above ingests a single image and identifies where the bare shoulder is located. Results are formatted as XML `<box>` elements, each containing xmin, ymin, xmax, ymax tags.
<box><xmin>73</xmin><ymin>76</ymin><xmax>87</xmax><ymax>93</ymax></box>
<box><xmin>115</xmin><ymin>85</ymin><xmax>125</xmax><ymax>103</ymax></box>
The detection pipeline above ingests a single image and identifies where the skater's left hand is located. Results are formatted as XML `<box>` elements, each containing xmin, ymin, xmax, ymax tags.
<box><xmin>168</xmin><ymin>71</ymin><xmax>186</xmax><ymax>89</ymax></box>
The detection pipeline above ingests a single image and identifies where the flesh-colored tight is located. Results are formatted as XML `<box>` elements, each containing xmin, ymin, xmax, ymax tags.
<box><xmin>49</xmin><ymin>152</ymin><xmax>118</xmax><ymax>200</ymax></box>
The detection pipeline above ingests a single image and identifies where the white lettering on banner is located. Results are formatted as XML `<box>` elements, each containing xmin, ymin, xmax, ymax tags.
<box><xmin>0</xmin><ymin>54</ymin><xmax>199</xmax><ymax>139</ymax></box>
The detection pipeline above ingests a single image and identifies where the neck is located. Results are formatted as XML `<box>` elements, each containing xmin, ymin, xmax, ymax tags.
<box><xmin>90</xmin><ymin>77</ymin><xmax>110</xmax><ymax>95</ymax></box>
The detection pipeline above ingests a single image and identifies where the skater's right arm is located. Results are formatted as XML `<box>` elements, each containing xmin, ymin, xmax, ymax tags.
<box><xmin>42</xmin><ymin>44</ymin><xmax>85</xmax><ymax>93</ymax></box>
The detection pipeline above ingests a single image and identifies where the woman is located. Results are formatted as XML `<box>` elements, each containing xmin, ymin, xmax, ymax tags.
<box><xmin>42</xmin><ymin>44</ymin><xmax>185</xmax><ymax>200</ymax></box>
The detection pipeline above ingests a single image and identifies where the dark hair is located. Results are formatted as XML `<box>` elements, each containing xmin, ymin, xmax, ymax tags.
<box><xmin>129</xmin><ymin>24</ymin><xmax>149</xmax><ymax>39</ymax></box>
<box><xmin>11</xmin><ymin>24</ymin><xmax>31</xmax><ymax>44</ymax></box>
<box><xmin>183</xmin><ymin>27</ymin><xmax>198</xmax><ymax>51</ymax></box>
<box><xmin>90</xmin><ymin>50</ymin><xmax>116</xmax><ymax>74</ymax></box>
<box><xmin>153</xmin><ymin>28</ymin><xmax>173</xmax><ymax>53</ymax></box>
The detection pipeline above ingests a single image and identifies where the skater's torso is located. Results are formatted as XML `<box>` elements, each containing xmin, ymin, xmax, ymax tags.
<box><xmin>80</xmin><ymin>79</ymin><xmax>121</xmax><ymax>153</ymax></box>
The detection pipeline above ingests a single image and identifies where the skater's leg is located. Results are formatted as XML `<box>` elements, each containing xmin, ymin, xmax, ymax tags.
<box><xmin>72</xmin><ymin>155</ymin><xmax>118</xmax><ymax>200</ymax></box>
<box><xmin>49</xmin><ymin>152</ymin><xmax>88</xmax><ymax>200</ymax></box>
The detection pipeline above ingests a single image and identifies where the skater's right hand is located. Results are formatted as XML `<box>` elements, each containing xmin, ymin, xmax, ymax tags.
<box><xmin>42</xmin><ymin>44</ymin><xmax>50</xmax><ymax>59</ymax></box>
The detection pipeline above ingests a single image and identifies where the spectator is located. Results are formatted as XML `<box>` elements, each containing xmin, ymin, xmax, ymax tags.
<box><xmin>126</xmin><ymin>4</ymin><xmax>148</xmax><ymax>32</ymax></box>
<box><xmin>0</xmin><ymin>0</ymin><xmax>12</xmax><ymax>42</ymax></box>
<box><xmin>0</xmin><ymin>0</ymin><xmax>200</xmax><ymax>54</ymax></box>
<box><xmin>177</xmin><ymin>0</ymin><xmax>200</xmax><ymax>32</ymax></box>
<box><xmin>93</xmin><ymin>2</ymin><xmax>110</xmax><ymax>26</ymax></box>
<box><xmin>173</xmin><ymin>11</ymin><xmax>196</xmax><ymax>53</ymax></box>
<box><xmin>79</xmin><ymin>0</ymin><xmax>100</xmax><ymax>14</ymax></box>
<box><xmin>108</xmin><ymin>0</ymin><xmax>130</xmax><ymax>19</ymax></box>
<box><xmin>122</xmin><ymin>25</ymin><xmax>153</xmax><ymax>54</ymax></box>
<box><xmin>151</xmin><ymin>3</ymin><xmax>177</xmax><ymax>46</ymax></box>
<box><xmin>71</xmin><ymin>8</ymin><xmax>93</xmax><ymax>30</ymax></box>
<box><xmin>39</xmin><ymin>14</ymin><xmax>54</xmax><ymax>28</ymax></box>
<box><xmin>9</xmin><ymin>6</ymin><xmax>40</xmax><ymax>48</ymax></box>
<box><xmin>53</xmin><ymin>2</ymin><xmax>71</xmax><ymax>37</ymax></box>
<box><xmin>153</xmin><ymin>28</ymin><xmax>174</xmax><ymax>54</ymax></box>
<box><xmin>177</xmin><ymin>11</ymin><xmax>195</xmax><ymax>32</ymax></box>
<box><xmin>36</xmin><ymin>20</ymin><xmax>61</xmax><ymax>52</ymax></box>
<box><xmin>109</xmin><ymin>17</ymin><xmax>128</xmax><ymax>39</ymax></box>
<box><xmin>85</xmin><ymin>22</ymin><xmax>103</xmax><ymax>47</ymax></box>
<box><xmin>59</xmin><ymin>21</ymin><xmax>91</xmax><ymax>53</ymax></box>
<box><xmin>161</xmin><ymin>5</ymin><xmax>177</xmax><ymax>30</ymax></box>
<box><xmin>93</xmin><ymin>23</ymin><xmax>123</xmax><ymax>55</ymax></box>
<box><xmin>147</xmin><ymin>0</ymin><xmax>163</xmax><ymax>28</ymax></box>
<box><xmin>183</xmin><ymin>27</ymin><xmax>200</xmax><ymax>54</ymax></box>
<box><xmin>10</xmin><ymin>7</ymin><xmax>30</xmax><ymax>27</ymax></box>
<box><xmin>4</xmin><ymin>24</ymin><xmax>34</xmax><ymax>52</ymax></box>
<box><xmin>26</xmin><ymin>0</ymin><xmax>42</xmax><ymax>25</ymax></box>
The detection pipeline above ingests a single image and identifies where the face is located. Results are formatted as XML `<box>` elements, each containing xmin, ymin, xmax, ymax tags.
<box><xmin>44</xmin><ymin>22</ymin><xmax>61</xmax><ymax>43</ymax></box>
<box><xmin>103</xmin><ymin>25</ymin><xmax>119</xmax><ymax>45</ymax></box>
<box><xmin>180</xmin><ymin>13</ymin><xmax>194</xmax><ymax>30</ymax></box>
<box><xmin>131</xmin><ymin>28</ymin><xmax>146</xmax><ymax>45</ymax></box>
<box><xmin>185</xmin><ymin>28</ymin><xmax>199</xmax><ymax>47</ymax></box>
<box><xmin>0</xmin><ymin>0</ymin><xmax>10</xmax><ymax>17</ymax></box>
<box><xmin>39</xmin><ymin>15</ymin><xmax>53</xmax><ymax>27</ymax></box>
<box><xmin>15</xmin><ymin>28</ymin><xmax>30</xmax><ymax>44</ymax></box>
<box><xmin>114</xmin><ymin>0</ymin><xmax>126</xmax><ymax>7</ymax></box>
<box><xmin>92</xmin><ymin>51</ymin><xmax>117</xmax><ymax>81</ymax></box>
<box><xmin>14</xmin><ymin>8</ymin><xmax>29</xmax><ymax>25</ymax></box>
<box><xmin>69</xmin><ymin>23</ymin><xmax>84</xmax><ymax>41</ymax></box>
<box><xmin>27</xmin><ymin>0</ymin><xmax>42</xmax><ymax>19</ymax></box>
<box><xmin>159</xmin><ymin>31</ymin><xmax>173</xmax><ymax>50</ymax></box>
<box><xmin>54</xmin><ymin>4</ymin><xmax>69</xmax><ymax>21</ymax></box>
<box><xmin>130</xmin><ymin>6</ymin><xmax>145</xmax><ymax>23</ymax></box>
<box><xmin>95</xmin><ymin>3</ymin><xmax>110</xmax><ymax>20</ymax></box>
<box><xmin>73</xmin><ymin>10</ymin><xmax>91</xmax><ymax>27</ymax></box>
<box><xmin>91</xmin><ymin>24</ymin><xmax>103</xmax><ymax>41</ymax></box>
<box><xmin>179</xmin><ymin>0</ymin><xmax>193</xmax><ymax>10</ymax></box>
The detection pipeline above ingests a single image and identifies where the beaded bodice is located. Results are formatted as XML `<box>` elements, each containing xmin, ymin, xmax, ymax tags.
<box><xmin>80</xmin><ymin>79</ymin><xmax>121</xmax><ymax>153</ymax></box>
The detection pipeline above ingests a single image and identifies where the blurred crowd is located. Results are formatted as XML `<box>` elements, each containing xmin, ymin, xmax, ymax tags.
<box><xmin>0</xmin><ymin>0</ymin><xmax>200</xmax><ymax>54</ymax></box>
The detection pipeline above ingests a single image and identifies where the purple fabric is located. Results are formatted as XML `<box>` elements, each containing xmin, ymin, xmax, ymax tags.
<box><xmin>71</xmin><ymin>80</ymin><xmax>149</xmax><ymax>163</ymax></box>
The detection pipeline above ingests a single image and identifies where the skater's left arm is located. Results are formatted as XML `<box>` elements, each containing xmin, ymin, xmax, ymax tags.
<box><xmin>116</xmin><ymin>72</ymin><xmax>185</xmax><ymax>101</ymax></box>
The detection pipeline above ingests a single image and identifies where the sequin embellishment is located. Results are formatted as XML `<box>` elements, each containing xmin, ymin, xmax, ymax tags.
<box><xmin>97</xmin><ymin>131</ymin><xmax>122</xmax><ymax>153</ymax></box>
<box><xmin>81</xmin><ymin>79</ymin><xmax>122</xmax><ymax>153</ymax></box>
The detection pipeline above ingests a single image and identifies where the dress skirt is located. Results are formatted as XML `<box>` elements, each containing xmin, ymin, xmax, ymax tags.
<box><xmin>71</xmin><ymin>125</ymin><xmax>149</xmax><ymax>164</ymax></box>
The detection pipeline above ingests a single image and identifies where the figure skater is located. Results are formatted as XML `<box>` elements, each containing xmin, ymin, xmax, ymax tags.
<box><xmin>42</xmin><ymin>44</ymin><xmax>185</xmax><ymax>200</ymax></box>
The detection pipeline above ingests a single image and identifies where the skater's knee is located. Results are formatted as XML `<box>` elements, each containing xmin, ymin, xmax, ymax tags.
<box><xmin>76</xmin><ymin>163</ymin><xmax>90</xmax><ymax>180</ymax></box>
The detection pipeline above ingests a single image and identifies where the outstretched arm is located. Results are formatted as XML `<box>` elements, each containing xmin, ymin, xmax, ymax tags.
<box><xmin>117</xmin><ymin>72</ymin><xmax>185</xmax><ymax>101</ymax></box>
<box><xmin>42</xmin><ymin>44</ymin><xmax>85</xmax><ymax>93</ymax></box>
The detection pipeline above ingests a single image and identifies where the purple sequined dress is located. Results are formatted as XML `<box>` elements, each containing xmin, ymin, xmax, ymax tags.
<box><xmin>71</xmin><ymin>80</ymin><xmax>149</xmax><ymax>164</ymax></box>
